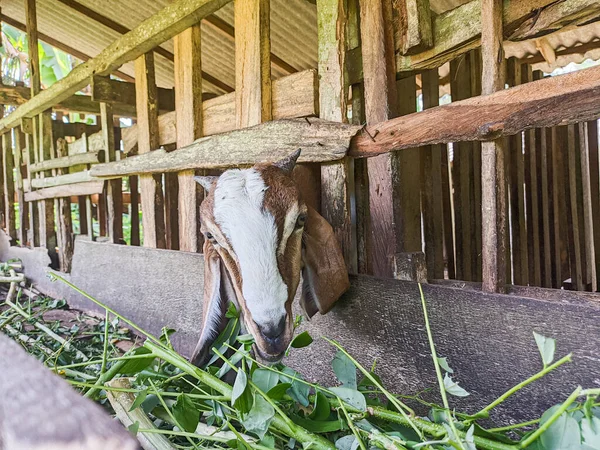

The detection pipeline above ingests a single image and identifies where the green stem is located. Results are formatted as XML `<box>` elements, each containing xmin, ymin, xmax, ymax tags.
<box><xmin>520</xmin><ymin>386</ymin><xmax>582</xmax><ymax>448</ymax></box>
<box><xmin>487</xmin><ymin>419</ymin><xmax>540</xmax><ymax>433</ymax></box>
<box><xmin>55</xmin><ymin>353</ymin><xmax>160</xmax><ymax>370</ymax></box>
<box><xmin>418</xmin><ymin>283</ymin><xmax>465</xmax><ymax>450</ymax></box>
<box><xmin>68</xmin><ymin>380</ymin><xmax>229</xmax><ymax>400</ymax></box>
<box><xmin>83</xmin><ymin>358</ymin><xmax>127</xmax><ymax>399</ymax></box>
<box><xmin>476</xmin><ymin>354</ymin><xmax>572</xmax><ymax>417</ymax></box>
<box><xmin>100</xmin><ymin>310</ymin><xmax>110</xmax><ymax>375</ymax></box>
<box><xmin>337</xmin><ymin>398</ymin><xmax>368</xmax><ymax>450</ymax></box>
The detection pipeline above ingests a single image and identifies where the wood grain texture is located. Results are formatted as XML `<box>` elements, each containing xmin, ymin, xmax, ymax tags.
<box><xmin>175</xmin><ymin>24</ymin><xmax>204</xmax><ymax>253</ymax></box>
<box><xmin>93</xmin><ymin>119</ymin><xmax>362</xmax><ymax>177</ymax></box>
<box><xmin>349</xmin><ymin>64</ymin><xmax>600</xmax><ymax>157</ymax></box>
<box><xmin>588</xmin><ymin>120</ymin><xmax>600</xmax><ymax>292</ymax></box>
<box><xmin>24</xmin><ymin>181</ymin><xmax>104</xmax><ymax>202</ymax></box>
<box><xmin>2</xmin><ymin>133</ymin><xmax>16</xmax><ymax>242</ymax></box>
<box><xmin>29</xmin><ymin>150</ymin><xmax>105</xmax><ymax>173</ymax></box>
<box><xmin>393</xmin><ymin>0</ymin><xmax>433</xmax><ymax>55</ymax></box>
<box><xmin>92</xmin><ymin>75</ymin><xmax>175</xmax><ymax>112</ymax></box>
<box><xmin>100</xmin><ymin>103</ymin><xmax>123</xmax><ymax>244</ymax></box>
<box><xmin>37</xmin><ymin>113</ymin><xmax>58</xmax><ymax>262</ymax></box>
<box><xmin>0</xmin><ymin>0</ymin><xmax>232</xmax><ymax>132</ymax></box>
<box><xmin>135</xmin><ymin>52</ymin><xmax>166</xmax><ymax>249</ymax></box>
<box><xmin>55</xmin><ymin>139</ymin><xmax>74</xmax><ymax>273</ymax></box>
<box><xmin>121</xmin><ymin>70</ymin><xmax>319</xmax><ymax>153</ymax></box>
<box><xmin>234</xmin><ymin>0</ymin><xmax>271</xmax><ymax>129</ymax></box>
<box><xmin>13</xmin><ymin>129</ymin><xmax>27</xmax><ymax>245</ymax></box>
<box><xmin>29</xmin><ymin>170</ymin><xmax>95</xmax><ymax>189</ymax></box>
<box><xmin>566</xmin><ymin>124</ymin><xmax>584</xmax><ymax>290</ymax></box>
<box><xmin>579</xmin><ymin>122</ymin><xmax>597</xmax><ymax>291</ymax></box>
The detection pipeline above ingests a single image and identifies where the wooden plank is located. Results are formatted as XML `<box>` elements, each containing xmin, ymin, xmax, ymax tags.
<box><xmin>100</xmin><ymin>103</ymin><xmax>123</xmax><ymax>244</ymax></box>
<box><xmin>91</xmin><ymin>76</ymin><xmax>175</xmax><ymax>112</ymax></box>
<box><xmin>29</xmin><ymin>150</ymin><xmax>105</xmax><ymax>173</ymax></box>
<box><xmin>349</xmin><ymin>65</ymin><xmax>600</xmax><ymax>157</ymax></box>
<box><xmin>566</xmin><ymin>124</ymin><xmax>584</xmax><ymax>290</ymax></box>
<box><xmin>175</xmin><ymin>24</ymin><xmax>203</xmax><ymax>253</ymax></box>
<box><xmin>13</xmin><ymin>128</ymin><xmax>28</xmax><ymax>245</ymax></box>
<box><xmin>579</xmin><ymin>122</ymin><xmax>597</xmax><ymax>291</ymax></box>
<box><xmin>25</xmin><ymin>0</ymin><xmax>41</xmax><ymax>96</ymax></box>
<box><xmin>29</xmin><ymin>171</ymin><xmax>95</xmax><ymax>189</ymax></box>
<box><xmin>420</xmin><ymin>69</ymin><xmax>444</xmax><ymax>279</ymax></box>
<box><xmin>441</xmin><ymin>143</ymin><xmax>455</xmax><ymax>279</ymax></box>
<box><xmin>24</xmin><ymin>181</ymin><xmax>104</xmax><ymax>202</ymax></box>
<box><xmin>480</xmin><ymin>0</ymin><xmax>506</xmax><ymax>292</ymax></box>
<box><xmin>393</xmin><ymin>0</ymin><xmax>433</xmax><ymax>55</ymax></box>
<box><xmin>470</xmin><ymin>50</ymin><xmax>482</xmax><ymax>281</ymax></box>
<box><xmin>2</xmin><ymin>132</ymin><xmax>16</xmax><ymax>242</ymax></box>
<box><xmin>135</xmin><ymin>52</ymin><xmax>166</xmax><ymax>249</ymax></box>
<box><xmin>129</xmin><ymin>175</ymin><xmax>140</xmax><ymax>246</ymax></box>
<box><xmin>588</xmin><ymin>120</ymin><xmax>600</xmax><ymax>292</ymax></box>
<box><xmin>93</xmin><ymin>119</ymin><xmax>361</xmax><ymax>177</ymax></box>
<box><xmin>234</xmin><ymin>0</ymin><xmax>271</xmax><ymax>129</ymax></box>
<box><xmin>120</xmin><ymin>70</ymin><xmax>319</xmax><ymax>154</ymax></box>
<box><xmin>551</xmin><ymin>127</ymin><xmax>570</xmax><ymax>288</ymax></box>
<box><xmin>360</xmin><ymin>0</ymin><xmax>400</xmax><ymax>278</ymax></box>
<box><xmin>55</xmin><ymin>139</ymin><xmax>74</xmax><ymax>272</ymax></box>
<box><xmin>395</xmin><ymin>0</ymin><xmax>595</xmax><ymax>73</ymax></box>
<box><xmin>0</xmin><ymin>0</ymin><xmax>233</xmax><ymax>133</ymax></box>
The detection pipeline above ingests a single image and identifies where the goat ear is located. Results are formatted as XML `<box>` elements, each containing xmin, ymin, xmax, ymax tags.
<box><xmin>273</xmin><ymin>149</ymin><xmax>301</xmax><ymax>174</ymax></box>
<box><xmin>300</xmin><ymin>206</ymin><xmax>350</xmax><ymax>318</ymax></box>
<box><xmin>194</xmin><ymin>176</ymin><xmax>218</xmax><ymax>192</ymax></box>
<box><xmin>190</xmin><ymin>239</ymin><xmax>235</xmax><ymax>367</ymax></box>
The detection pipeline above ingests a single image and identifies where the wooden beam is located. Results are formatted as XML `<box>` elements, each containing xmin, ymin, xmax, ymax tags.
<box><xmin>395</xmin><ymin>0</ymin><xmax>594</xmax><ymax>73</ymax></box>
<box><xmin>13</xmin><ymin>128</ymin><xmax>28</xmax><ymax>245</ymax></box>
<box><xmin>2</xmin><ymin>133</ymin><xmax>16</xmax><ymax>242</ymax></box>
<box><xmin>29</xmin><ymin>150</ymin><xmax>105</xmax><ymax>174</ymax></box>
<box><xmin>100</xmin><ymin>103</ymin><xmax>123</xmax><ymax>244</ymax></box>
<box><xmin>235</xmin><ymin>0</ymin><xmax>271</xmax><ymax>129</ymax></box>
<box><xmin>25</xmin><ymin>181</ymin><xmax>104</xmax><ymax>202</ymax></box>
<box><xmin>175</xmin><ymin>24</ymin><xmax>203</xmax><ymax>253</ymax></box>
<box><xmin>25</xmin><ymin>0</ymin><xmax>40</xmax><ymax>96</ymax></box>
<box><xmin>318</xmin><ymin>0</ymin><xmax>356</xmax><ymax>274</ymax></box>
<box><xmin>135</xmin><ymin>52</ymin><xmax>166</xmax><ymax>249</ymax></box>
<box><xmin>0</xmin><ymin>0</ymin><xmax>233</xmax><ymax>133</ymax></box>
<box><xmin>91</xmin><ymin>76</ymin><xmax>175</xmax><ymax>112</ymax></box>
<box><xmin>55</xmin><ymin>138</ymin><xmax>74</xmax><ymax>272</ymax></box>
<box><xmin>0</xmin><ymin>14</ymin><xmax>135</xmax><ymax>83</ymax></box>
<box><xmin>349</xmin><ymin>64</ymin><xmax>600</xmax><ymax>157</ymax></box>
<box><xmin>480</xmin><ymin>0</ymin><xmax>507</xmax><ymax>293</ymax></box>
<box><xmin>29</xmin><ymin>170</ymin><xmax>95</xmax><ymax>189</ymax></box>
<box><xmin>121</xmin><ymin>70</ymin><xmax>319</xmax><ymax>153</ymax></box>
<box><xmin>92</xmin><ymin>119</ymin><xmax>362</xmax><ymax>178</ymax></box>
<box><xmin>393</xmin><ymin>0</ymin><xmax>433</xmax><ymax>55</ymax></box>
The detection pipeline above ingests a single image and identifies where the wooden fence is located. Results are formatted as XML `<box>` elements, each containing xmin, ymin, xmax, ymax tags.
<box><xmin>0</xmin><ymin>0</ymin><xmax>599</xmax><ymax>293</ymax></box>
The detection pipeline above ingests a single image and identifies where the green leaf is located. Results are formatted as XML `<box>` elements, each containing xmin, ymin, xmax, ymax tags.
<box><xmin>240</xmin><ymin>395</ymin><xmax>275</xmax><ymax>439</ymax></box>
<box><xmin>310</xmin><ymin>392</ymin><xmax>331</xmax><ymax>421</ymax></box>
<box><xmin>141</xmin><ymin>394</ymin><xmax>160</xmax><ymax>414</ymax></box>
<box><xmin>533</xmin><ymin>332</ymin><xmax>556</xmax><ymax>366</ymax></box>
<box><xmin>280</xmin><ymin>367</ymin><xmax>310</xmax><ymax>407</ymax></box>
<box><xmin>232</xmin><ymin>369</ymin><xmax>249</xmax><ymax>405</ymax></box>
<box><xmin>267</xmin><ymin>383</ymin><xmax>292</xmax><ymax>400</ymax></box>
<box><xmin>292</xmin><ymin>414</ymin><xmax>344</xmax><ymax>433</ymax></box>
<box><xmin>129</xmin><ymin>389</ymin><xmax>148</xmax><ymax>412</ymax></box>
<box><xmin>335</xmin><ymin>435</ymin><xmax>358</xmax><ymax>450</ymax></box>
<box><xmin>252</xmin><ymin>369</ymin><xmax>279</xmax><ymax>393</ymax></box>
<box><xmin>332</xmin><ymin>350</ymin><xmax>357</xmax><ymax>389</ymax></box>
<box><xmin>128</xmin><ymin>421</ymin><xmax>140</xmax><ymax>435</ymax></box>
<box><xmin>329</xmin><ymin>387</ymin><xmax>367</xmax><ymax>411</ymax></box>
<box><xmin>237</xmin><ymin>334</ymin><xmax>255</xmax><ymax>345</ymax></box>
<box><xmin>226</xmin><ymin>302</ymin><xmax>239</xmax><ymax>319</ymax></box>
<box><xmin>582</xmin><ymin>417</ymin><xmax>600</xmax><ymax>449</ymax></box>
<box><xmin>290</xmin><ymin>331</ymin><xmax>313</xmax><ymax>349</ymax></box>
<box><xmin>159</xmin><ymin>327</ymin><xmax>176</xmax><ymax>347</ymax></box>
<box><xmin>539</xmin><ymin>406</ymin><xmax>581</xmax><ymax>450</ymax></box>
<box><xmin>437</xmin><ymin>357</ymin><xmax>454</xmax><ymax>374</ymax></box>
<box><xmin>463</xmin><ymin>425</ymin><xmax>477</xmax><ymax>450</ymax></box>
<box><xmin>259</xmin><ymin>435</ymin><xmax>276</xmax><ymax>448</ymax></box>
<box><xmin>443</xmin><ymin>373</ymin><xmax>470</xmax><ymax>397</ymax></box>
<box><xmin>172</xmin><ymin>394</ymin><xmax>200</xmax><ymax>433</ymax></box>
<box><xmin>120</xmin><ymin>347</ymin><xmax>156</xmax><ymax>375</ymax></box>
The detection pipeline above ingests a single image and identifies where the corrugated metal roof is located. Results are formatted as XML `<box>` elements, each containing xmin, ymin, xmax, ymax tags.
<box><xmin>1</xmin><ymin>0</ymin><xmax>598</xmax><ymax>95</ymax></box>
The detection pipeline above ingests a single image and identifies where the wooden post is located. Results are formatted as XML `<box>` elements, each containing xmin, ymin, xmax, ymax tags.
<box><xmin>135</xmin><ymin>52</ymin><xmax>166</xmax><ymax>249</ymax></box>
<box><xmin>38</xmin><ymin>112</ymin><xmax>58</xmax><ymax>262</ymax></box>
<box><xmin>100</xmin><ymin>103</ymin><xmax>123</xmax><ymax>244</ymax></box>
<box><xmin>2</xmin><ymin>132</ymin><xmax>16</xmax><ymax>242</ymax></box>
<box><xmin>13</xmin><ymin>128</ymin><xmax>28</xmax><ymax>246</ymax></box>
<box><xmin>579</xmin><ymin>122</ymin><xmax>597</xmax><ymax>291</ymax></box>
<box><xmin>235</xmin><ymin>0</ymin><xmax>271</xmax><ymax>128</ymax></box>
<box><xmin>588</xmin><ymin>120</ymin><xmax>600</xmax><ymax>292</ymax></box>
<box><xmin>480</xmin><ymin>0</ymin><xmax>506</xmax><ymax>292</ymax></box>
<box><xmin>129</xmin><ymin>175</ymin><xmax>140</xmax><ymax>246</ymax></box>
<box><xmin>175</xmin><ymin>24</ymin><xmax>204</xmax><ymax>253</ymax></box>
<box><xmin>360</xmin><ymin>0</ymin><xmax>402</xmax><ymax>278</ymax></box>
<box><xmin>55</xmin><ymin>138</ymin><xmax>74</xmax><ymax>272</ymax></box>
<box><xmin>566</xmin><ymin>124</ymin><xmax>584</xmax><ymax>290</ymax></box>
<box><xmin>318</xmin><ymin>0</ymin><xmax>357</xmax><ymax>274</ymax></box>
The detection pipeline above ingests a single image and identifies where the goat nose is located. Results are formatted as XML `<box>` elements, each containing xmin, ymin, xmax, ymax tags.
<box><xmin>259</xmin><ymin>316</ymin><xmax>286</xmax><ymax>341</ymax></box>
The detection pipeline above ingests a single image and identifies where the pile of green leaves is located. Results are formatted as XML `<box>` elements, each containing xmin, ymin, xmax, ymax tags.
<box><xmin>3</xmin><ymin>273</ymin><xmax>600</xmax><ymax>450</ymax></box>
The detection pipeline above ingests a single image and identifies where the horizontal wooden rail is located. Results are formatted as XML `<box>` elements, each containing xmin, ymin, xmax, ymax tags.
<box><xmin>0</xmin><ymin>0</ymin><xmax>233</xmax><ymax>134</ymax></box>
<box><xmin>24</xmin><ymin>181</ymin><xmax>104</xmax><ymax>201</ymax></box>
<box><xmin>92</xmin><ymin>76</ymin><xmax>176</xmax><ymax>112</ymax></box>
<box><xmin>30</xmin><ymin>151</ymin><xmax>105</xmax><ymax>174</ymax></box>
<box><xmin>29</xmin><ymin>171</ymin><xmax>95</xmax><ymax>190</ymax></box>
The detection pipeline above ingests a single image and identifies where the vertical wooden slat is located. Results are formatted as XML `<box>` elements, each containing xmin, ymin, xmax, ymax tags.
<box><xmin>24</xmin><ymin>123</ymin><xmax>39</xmax><ymax>247</ymax></box>
<box><xmin>421</xmin><ymin>69</ymin><xmax>444</xmax><ymax>279</ymax></box>
<box><xmin>135</xmin><ymin>52</ymin><xmax>166</xmax><ymax>249</ymax></box>
<box><xmin>13</xmin><ymin>128</ymin><xmax>27</xmax><ymax>246</ymax></box>
<box><xmin>2</xmin><ymin>132</ymin><xmax>16</xmax><ymax>242</ymax></box>
<box><xmin>551</xmin><ymin>127</ymin><xmax>570</xmax><ymax>287</ymax></box>
<box><xmin>318</xmin><ymin>0</ymin><xmax>357</xmax><ymax>274</ymax></box>
<box><xmin>38</xmin><ymin>113</ymin><xmax>57</xmax><ymax>262</ymax></box>
<box><xmin>579</xmin><ymin>122</ymin><xmax>597</xmax><ymax>291</ymax></box>
<box><xmin>588</xmin><ymin>120</ymin><xmax>600</xmax><ymax>291</ymax></box>
<box><xmin>175</xmin><ymin>24</ymin><xmax>204</xmax><ymax>253</ymax></box>
<box><xmin>101</xmin><ymin>103</ymin><xmax>123</xmax><ymax>244</ymax></box>
<box><xmin>480</xmin><ymin>0</ymin><xmax>506</xmax><ymax>292</ymax></box>
<box><xmin>235</xmin><ymin>0</ymin><xmax>271</xmax><ymax>128</ymax></box>
<box><xmin>470</xmin><ymin>49</ymin><xmax>482</xmax><ymax>281</ymax></box>
<box><xmin>129</xmin><ymin>176</ymin><xmax>140</xmax><ymax>246</ymax></box>
<box><xmin>539</xmin><ymin>124</ymin><xmax>553</xmax><ymax>288</ymax></box>
<box><xmin>441</xmin><ymin>144</ymin><xmax>455</xmax><ymax>279</ymax></box>
<box><xmin>566</xmin><ymin>124</ymin><xmax>584</xmax><ymax>290</ymax></box>
<box><xmin>360</xmin><ymin>0</ymin><xmax>404</xmax><ymax>278</ymax></box>
<box><xmin>450</xmin><ymin>56</ymin><xmax>472</xmax><ymax>281</ymax></box>
<box><xmin>55</xmin><ymin>138</ymin><xmax>73</xmax><ymax>272</ymax></box>
<box><xmin>78</xmin><ymin>196</ymin><xmax>88</xmax><ymax>236</ymax></box>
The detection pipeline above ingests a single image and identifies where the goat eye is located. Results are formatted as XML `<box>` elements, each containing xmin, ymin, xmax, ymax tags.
<box><xmin>206</xmin><ymin>232</ymin><xmax>215</xmax><ymax>241</ymax></box>
<box><xmin>296</xmin><ymin>214</ymin><xmax>307</xmax><ymax>229</ymax></box>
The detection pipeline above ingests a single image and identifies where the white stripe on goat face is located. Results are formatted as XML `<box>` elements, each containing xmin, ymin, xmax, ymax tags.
<box><xmin>213</xmin><ymin>168</ymin><xmax>288</xmax><ymax>329</ymax></box>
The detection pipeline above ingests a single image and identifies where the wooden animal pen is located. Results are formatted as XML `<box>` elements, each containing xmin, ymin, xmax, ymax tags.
<box><xmin>1</xmin><ymin>0</ymin><xmax>600</xmax><ymax>429</ymax></box>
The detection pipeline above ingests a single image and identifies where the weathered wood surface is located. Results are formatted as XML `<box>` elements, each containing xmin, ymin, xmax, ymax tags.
<box><xmin>0</xmin><ymin>0</ymin><xmax>232</xmax><ymax>133</ymax></box>
<box><xmin>2</xmin><ymin>133</ymin><xmax>16</xmax><ymax>242</ymax></box>
<box><xmin>29</xmin><ymin>150</ymin><xmax>105</xmax><ymax>173</ymax></box>
<box><xmin>121</xmin><ymin>69</ymin><xmax>319</xmax><ymax>154</ymax></box>
<box><xmin>0</xmin><ymin>333</ymin><xmax>139</xmax><ymax>450</ymax></box>
<box><xmin>349</xmin><ymin>65</ymin><xmax>600</xmax><ymax>158</ymax></box>
<box><xmin>92</xmin><ymin>119</ymin><xmax>362</xmax><ymax>178</ymax></box>
<box><xmin>101</xmin><ymin>103</ymin><xmax>123</xmax><ymax>244</ymax></box>
<box><xmin>92</xmin><ymin>75</ymin><xmax>175</xmax><ymax>112</ymax></box>
<box><xmin>29</xmin><ymin>170</ymin><xmax>95</xmax><ymax>190</ymax></box>
<box><xmin>0</xmin><ymin>84</ymin><xmax>136</xmax><ymax>117</ymax></box>
<box><xmin>393</xmin><ymin>0</ymin><xmax>433</xmax><ymax>55</ymax></box>
<box><xmin>55</xmin><ymin>139</ymin><xmax>74</xmax><ymax>273</ymax></box>
<box><xmin>5</xmin><ymin>234</ymin><xmax>600</xmax><ymax>426</ymax></box>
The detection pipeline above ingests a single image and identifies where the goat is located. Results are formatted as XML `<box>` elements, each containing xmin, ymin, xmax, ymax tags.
<box><xmin>191</xmin><ymin>150</ymin><xmax>349</xmax><ymax>366</ymax></box>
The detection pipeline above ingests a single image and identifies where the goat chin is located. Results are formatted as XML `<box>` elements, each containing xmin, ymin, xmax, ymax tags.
<box><xmin>253</xmin><ymin>345</ymin><xmax>285</xmax><ymax>366</ymax></box>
